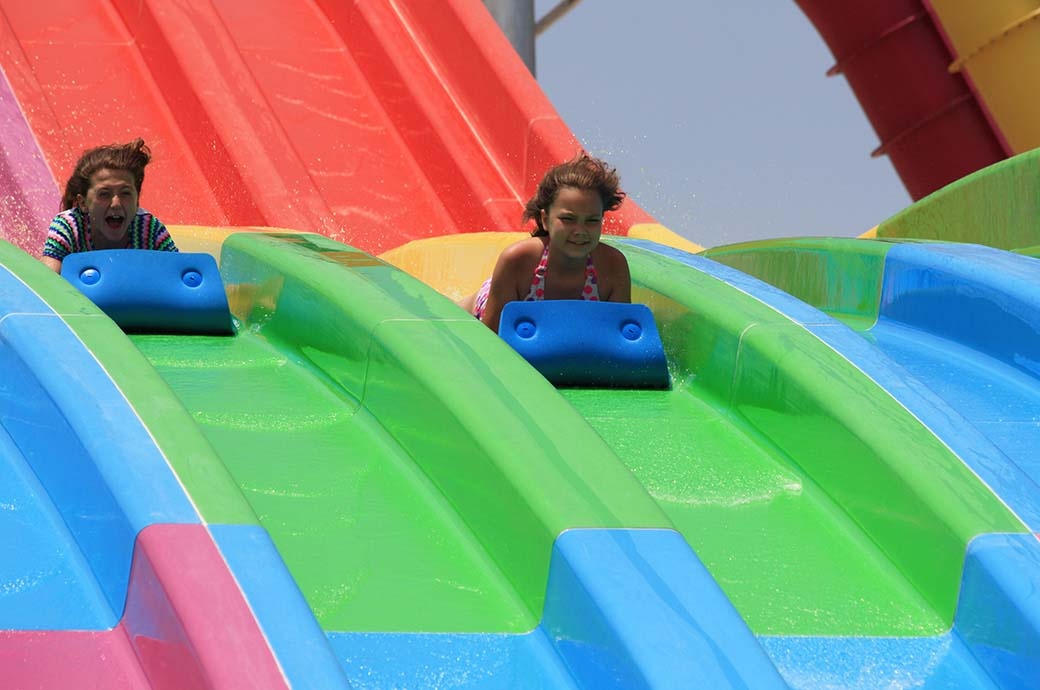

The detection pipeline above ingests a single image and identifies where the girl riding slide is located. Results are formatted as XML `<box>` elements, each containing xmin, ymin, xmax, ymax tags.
<box><xmin>41</xmin><ymin>139</ymin><xmax>177</xmax><ymax>272</ymax></box>
<box><xmin>459</xmin><ymin>153</ymin><xmax>631</xmax><ymax>333</ymax></box>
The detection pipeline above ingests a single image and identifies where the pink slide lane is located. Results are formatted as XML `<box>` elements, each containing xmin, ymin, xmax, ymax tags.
<box><xmin>0</xmin><ymin>524</ymin><xmax>288</xmax><ymax>690</ymax></box>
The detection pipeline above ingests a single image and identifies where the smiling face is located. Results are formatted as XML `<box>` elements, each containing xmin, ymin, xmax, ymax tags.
<box><xmin>541</xmin><ymin>186</ymin><xmax>604</xmax><ymax>261</ymax></box>
<box><xmin>78</xmin><ymin>168</ymin><xmax>139</xmax><ymax>247</ymax></box>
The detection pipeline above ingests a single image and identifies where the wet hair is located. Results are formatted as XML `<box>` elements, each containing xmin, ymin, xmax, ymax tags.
<box><xmin>522</xmin><ymin>152</ymin><xmax>625</xmax><ymax>236</ymax></box>
<box><xmin>60</xmin><ymin>138</ymin><xmax>152</xmax><ymax>211</ymax></box>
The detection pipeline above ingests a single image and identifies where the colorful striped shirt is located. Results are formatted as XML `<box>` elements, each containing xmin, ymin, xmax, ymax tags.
<box><xmin>42</xmin><ymin>207</ymin><xmax>178</xmax><ymax>261</ymax></box>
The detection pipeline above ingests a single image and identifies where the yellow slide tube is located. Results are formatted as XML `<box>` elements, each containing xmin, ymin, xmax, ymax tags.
<box><xmin>926</xmin><ymin>0</ymin><xmax>1040</xmax><ymax>154</ymax></box>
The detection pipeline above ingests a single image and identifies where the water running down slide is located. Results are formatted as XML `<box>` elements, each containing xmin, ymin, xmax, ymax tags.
<box><xmin>0</xmin><ymin>248</ymin><xmax>308</xmax><ymax>688</ymax></box>
<box><xmin>704</xmin><ymin>153</ymin><xmax>1040</xmax><ymax>529</ymax></box>
<box><xmin>6</xmin><ymin>220</ymin><xmax>1037</xmax><ymax>687</ymax></box>
<box><xmin>387</xmin><ymin>230</ymin><xmax>1040</xmax><ymax>687</ymax></box>
<box><xmin>705</xmin><ymin>234</ymin><xmax>1040</xmax><ymax>530</ymax></box>
<box><xmin>1</xmin><ymin>230</ymin><xmax>790</xmax><ymax>689</ymax></box>
<box><xmin>3</xmin><ymin>0</ymin><xmax>1040</xmax><ymax>688</ymax></box>
<box><xmin>0</xmin><ymin>0</ymin><xmax>659</xmax><ymax>259</ymax></box>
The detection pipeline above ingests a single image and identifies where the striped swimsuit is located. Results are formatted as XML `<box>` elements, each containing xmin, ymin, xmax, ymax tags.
<box><xmin>474</xmin><ymin>242</ymin><xmax>599</xmax><ymax>319</ymax></box>
<box><xmin>42</xmin><ymin>207</ymin><xmax>178</xmax><ymax>261</ymax></box>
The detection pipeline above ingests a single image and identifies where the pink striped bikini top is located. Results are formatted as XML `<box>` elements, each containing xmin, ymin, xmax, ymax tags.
<box><xmin>524</xmin><ymin>242</ymin><xmax>600</xmax><ymax>301</ymax></box>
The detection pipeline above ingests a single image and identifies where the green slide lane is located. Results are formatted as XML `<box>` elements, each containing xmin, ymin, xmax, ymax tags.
<box><xmin>131</xmin><ymin>232</ymin><xmax>670</xmax><ymax>633</ymax></box>
<box><xmin>555</xmin><ymin>242</ymin><xmax>1024</xmax><ymax>636</ymax></box>
<box><xmin>132</xmin><ymin>330</ymin><xmax>538</xmax><ymax>631</ymax></box>
<box><xmin>700</xmin><ymin>237</ymin><xmax>890</xmax><ymax>330</ymax></box>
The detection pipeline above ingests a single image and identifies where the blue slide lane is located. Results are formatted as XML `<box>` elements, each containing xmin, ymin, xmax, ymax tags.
<box><xmin>871</xmin><ymin>243</ymin><xmax>1040</xmax><ymax>526</ymax></box>
<box><xmin>0</xmin><ymin>411</ymin><xmax>112</xmax><ymax>629</ymax></box>
<box><xmin>328</xmin><ymin>528</ymin><xmax>787</xmax><ymax>689</ymax></box>
<box><xmin>0</xmin><ymin>264</ymin><xmax>199</xmax><ymax>629</ymax></box>
<box><xmin>619</xmin><ymin>239</ymin><xmax>1040</xmax><ymax>528</ymax></box>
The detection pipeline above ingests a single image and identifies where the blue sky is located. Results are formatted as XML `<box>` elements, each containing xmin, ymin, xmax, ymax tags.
<box><xmin>531</xmin><ymin>1</ymin><xmax>913</xmax><ymax>247</ymax></box>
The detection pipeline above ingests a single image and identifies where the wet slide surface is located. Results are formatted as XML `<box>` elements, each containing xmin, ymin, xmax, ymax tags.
<box><xmin>0</xmin><ymin>0</ymin><xmax>650</xmax><ymax>257</ymax></box>
<box><xmin>0</xmin><ymin>265</ymin><xmax>123</xmax><ymax>632</ymax></box>
<box><xmin>130</xmin><ymin>331</ymin><xmax>535</xmax><ymax>634</ymax></box>
<box><xmin>704</xmin><ymin>236</ymin><xmax>1040</xmax><ymax>531</ymax></box>
<box><xmin>872</xmin><ymin>322</ymin><xmax>1040</xmax><ymax>489</ymax></box>
<box><xmin>385</xmin><ymin>231</ymin><xmax>1035</xmax><ymax>688</ymax></box>
<box><xmin>560</xmin><ymin>386</ymin><xmax>940</xmax><ymax>635</ymax></box>
<box><xmin>615</xmin><ymin>240</ymin><xmax>1040</xmax><ymax>687</ymax></box>
<box><xmin>141</xmin><ymin>230</ymin><xmax>790</xmax><ymax>689</ymax></box>
<box><xmin>4</xmin><ymin>223</ymin><xmax>1036</xmax><ymax>688</ymax></box>
<box><xmin>0</xmin><ymin>244</ymin><xmax>296</xmax><ymax>689</ymax></box>
<box><xmin>591</xmin><ymin>243</ymin><xmax>1025</xmax><ymax>635</ymax></box>
<box><xmin>693</xmin><ymin>235</ymin><xmax>1040</xmax><ymax>686</ymax></box>
<box><xmin>4</xmin><ymin>0</ymin><xmax>1040</xmax><ymax>687</ymax></box>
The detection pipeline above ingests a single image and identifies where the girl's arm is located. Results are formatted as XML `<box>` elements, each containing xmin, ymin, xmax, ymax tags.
<box><xmin>600</xmin><ymin>244</ymin><xmax>632</xmax><ymax>303</ymax></box>
<box><xmin>480</xmin><ymin>241</ymin><xmax>537</xmax><ymax>333</ymax></box>
<box><xmin>41</xmin><ymin>214</ymin><xmax>75</xmax><ymax>273</ymax></box>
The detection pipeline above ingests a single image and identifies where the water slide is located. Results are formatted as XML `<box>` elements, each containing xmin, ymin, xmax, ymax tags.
<box><xmin>2</xmin><ymin>1</ymin><xmax>1040</xmax><ymax>689</ymax></box>
<box><xmin>794</xmin><ymin>0</ymin><xmax>1040</xmax><ymax>201</ymax></box>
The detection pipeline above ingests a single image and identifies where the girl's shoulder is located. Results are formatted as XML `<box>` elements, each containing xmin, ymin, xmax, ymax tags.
<box><xmin>53</xmin><ymin>207</ymin><xmax>81</xmax><ymax>222</ymax></box>
<box><xmin>50</xmin><ymin>207</ymin><xmax>84</xmax><ymax>232</ymax></box>
<box><xmin>491</xmin><ymin>237</ymin><xmax>544</xmax><ymax>289</ymax></box>
<box><xmin>134</xmin><ymin>207</ymin><xmax>160</xmax><ymax>222</ymax></box>
<box><xmin>498</xmin><ymin>236</ymin><xmax>546</xmax><ymax>264</ymax></box>
<box><xmin>592</xmin><ymin>240</ymin><xmax>629</xmax><ymax>267</ymax></box>
<box><xmin>592</xmin><ymin>240</ymin><xmax>631</xmax><ymax>301</ymax></box>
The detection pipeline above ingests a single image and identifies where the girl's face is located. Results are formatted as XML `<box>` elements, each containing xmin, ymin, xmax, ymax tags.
<box><xmin>541</xmin><ymin>186</ymin><xmax>603</xmax><ymax>260</ymax></box>
<box><xmin>78</xmin><ymin>168</ymin><xmax>139</xmax><ymax>246</ymax></box>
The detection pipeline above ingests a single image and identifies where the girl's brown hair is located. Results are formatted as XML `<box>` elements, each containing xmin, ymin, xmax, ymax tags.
<box><xmin>522</xmin><ymin>152</ymin><xmax>625</xmax><ymax>236</ymax></box>
<box><xmin>61</xmin><ymin>138</ymin><xmax>152</xmax><ymax>211</ymax></box>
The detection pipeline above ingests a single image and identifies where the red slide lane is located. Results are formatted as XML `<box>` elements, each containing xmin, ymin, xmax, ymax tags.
<box><xmin>795</xmin><ymin>0</ymin><xmax>1006</xmax><ymax>201</ymax></box>
<box><xmin>0</xmin><ymin>0</ymin><xmax>652</xmax><ymax>256</ymax></box>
